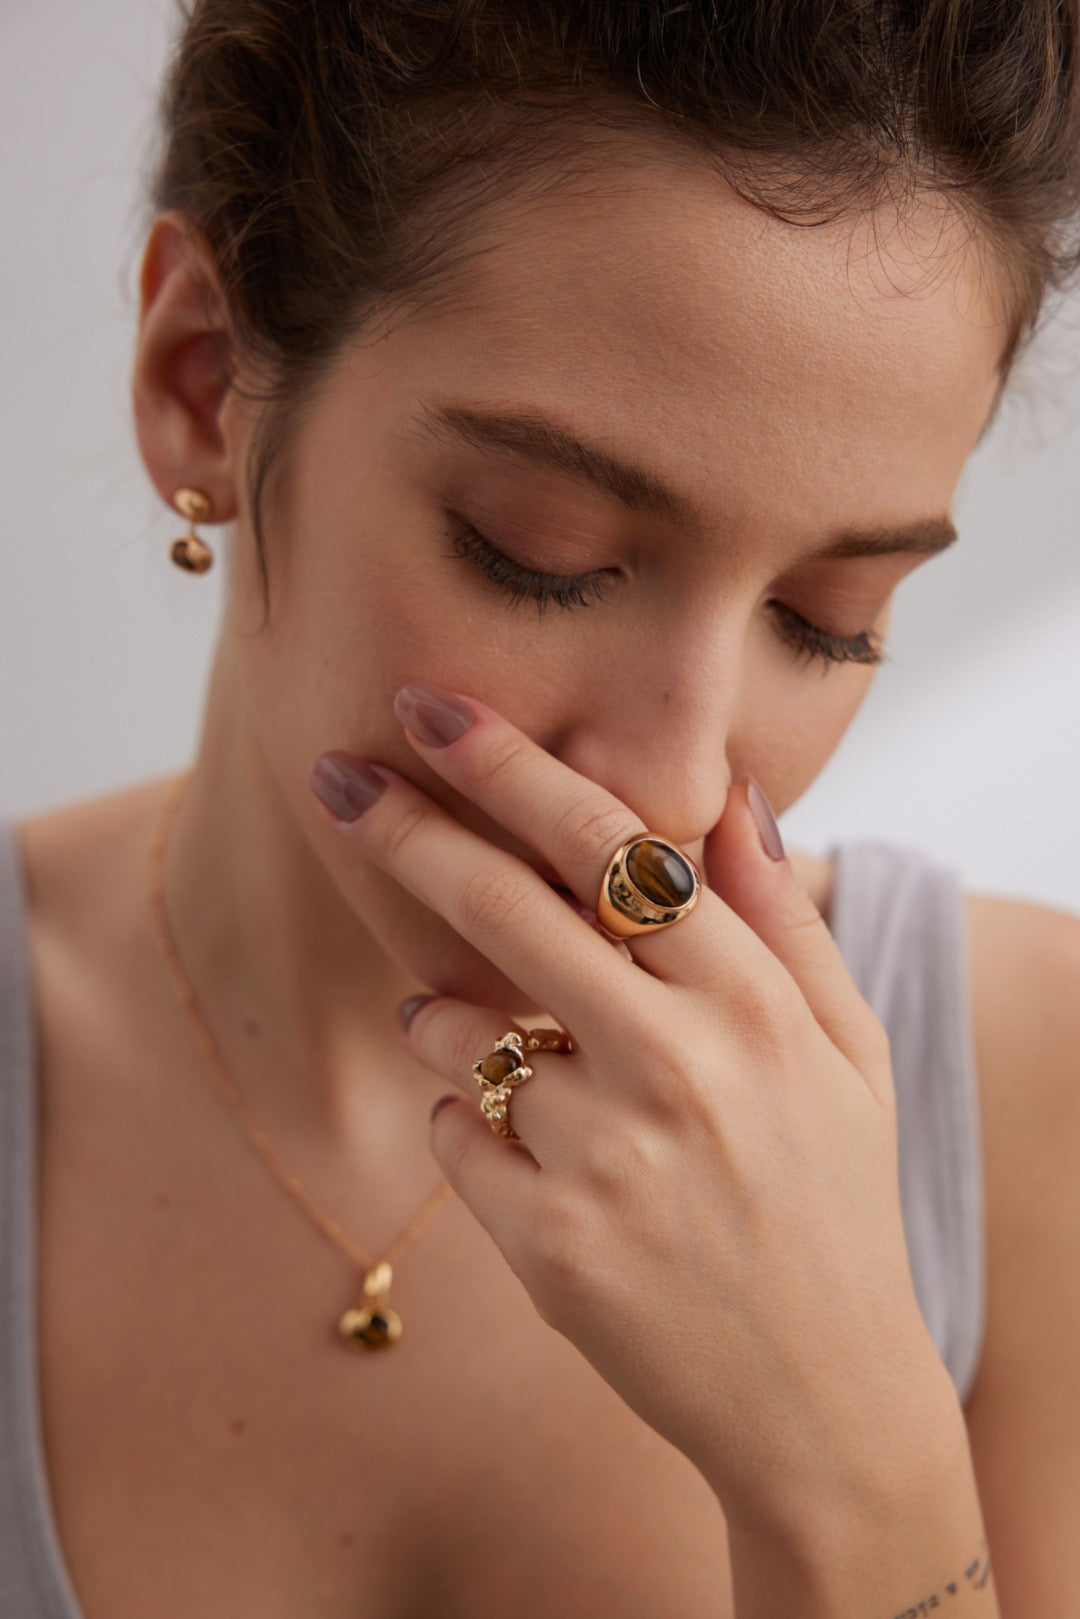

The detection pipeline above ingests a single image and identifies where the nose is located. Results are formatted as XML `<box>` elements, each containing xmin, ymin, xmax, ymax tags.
<box><xmin>546</xmin><ymin>636</ymin><xmax>736</xmax><ymax>855</ymax></box>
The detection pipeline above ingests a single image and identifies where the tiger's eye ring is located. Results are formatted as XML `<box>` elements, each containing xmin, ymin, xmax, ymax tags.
<box><xmin>472</xmin><ymin>1028</ymin><xmax>574</xmax><ymax>1139</ymax></box>
<box><xmin>594</xmin><ymin>835</ymin><xmax>701</xmax><ymax>938</ymax></box>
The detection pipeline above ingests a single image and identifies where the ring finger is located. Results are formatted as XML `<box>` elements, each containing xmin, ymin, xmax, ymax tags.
<box><xmin>402</xmin><ymin>994</ymin><xmax>581</xmax><ymax>1166</ymax></box>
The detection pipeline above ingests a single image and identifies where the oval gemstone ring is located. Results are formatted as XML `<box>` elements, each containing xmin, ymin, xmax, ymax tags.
<box><xmin>594</xmin><ymin>835</ymin><xmax>701</xmax><ymax>939</ymax></box>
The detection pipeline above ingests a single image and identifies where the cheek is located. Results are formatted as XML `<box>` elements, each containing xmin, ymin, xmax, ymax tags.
<box><xmin>747</xmin><ymin>662</ymin><xmax>878</xmax><ymax>815</ymax></box>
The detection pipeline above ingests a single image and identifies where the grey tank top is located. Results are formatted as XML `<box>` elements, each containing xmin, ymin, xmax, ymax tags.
<box><xmin>0</xmin><ymin>816</ymin><xmax>985</xmax><ymax>1617</ymax></box>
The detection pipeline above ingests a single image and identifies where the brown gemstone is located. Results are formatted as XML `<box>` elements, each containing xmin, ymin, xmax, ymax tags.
<box><xmin>357</xmin><ymin>1313</ymin><xmax>394</xmax><ymax>1346</ymax></box>
<box><xmin>478</xmin><ymin>1046</ymin><xmax>524</xmax><ymax>1086</ymax></box>
<box><xmin>624</xmin><ymin>839</ymin><xmax>695</xmax><ymax>908</ymax></box>
<box><xmin>339</xmin><ymin>1304</ymin><xmax>403</xmax><ymax>1350</ymax></box>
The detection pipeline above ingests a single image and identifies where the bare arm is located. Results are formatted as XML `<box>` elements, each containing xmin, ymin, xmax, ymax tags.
<box><xmin>723</xmin><ymin>894</ymin><xmax>1080</xmax><ymax>1617</ymax></box>
<box><xmin>722</xmin><ymin>1410</ymin><xmax>998</xmax><ymax>1618</ymax></box>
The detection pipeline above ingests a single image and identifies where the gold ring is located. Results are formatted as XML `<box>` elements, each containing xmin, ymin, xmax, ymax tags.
<box><xmin>473</xmin><ymin>1027</ymin><xmax>574</xmax><ymax>1139</ymax></box>
<box><xmin>594</xmin><ymin>835</ymin><xmax>701</xmax><ymax>938</ymax></box>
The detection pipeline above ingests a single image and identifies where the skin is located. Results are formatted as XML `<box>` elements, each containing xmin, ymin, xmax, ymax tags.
<box><xmin>117</xmin><ymin>136</ymin><xmax>1008</xmax><ymax>1597</ymax></box>
<box><xmin>133</xmin><ymin>146</ymin><xmax>1003</xmax><ymax>1168</ymax></box>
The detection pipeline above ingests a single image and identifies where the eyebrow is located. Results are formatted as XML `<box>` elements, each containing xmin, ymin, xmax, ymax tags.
<box><xmin>414</xmin><ymin>399</ymin><xmax>959</xmax><ymax>561</ymax></box>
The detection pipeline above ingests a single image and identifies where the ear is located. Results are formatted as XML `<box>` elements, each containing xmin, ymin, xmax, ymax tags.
<box><xmin>131</xmin><ymin>211</ymin><xmax>242</xmax><ymax>523</ymax></box>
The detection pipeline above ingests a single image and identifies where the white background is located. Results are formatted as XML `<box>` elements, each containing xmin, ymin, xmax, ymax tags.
<box><xmin>2</xmin><ymin>0</ymin><xmax>1078</xmax><ymax>915</ymax></box>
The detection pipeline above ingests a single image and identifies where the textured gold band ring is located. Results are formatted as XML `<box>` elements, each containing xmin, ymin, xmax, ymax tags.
<box><xmin>594</xmin><ymin>835</ymin><xmax>702</xmax><ymax>938</ymax></box>
<box><xmin>473</xmin><ymin>1028</ymin><xmax>574</xmax><ymax>1139</ymax></box>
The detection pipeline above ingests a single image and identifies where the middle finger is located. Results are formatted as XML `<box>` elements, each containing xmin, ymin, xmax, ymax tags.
<box><xmin>391</xmin><ymin>680</ymin><xmax>766</xmax><ymax>993</ymax></box>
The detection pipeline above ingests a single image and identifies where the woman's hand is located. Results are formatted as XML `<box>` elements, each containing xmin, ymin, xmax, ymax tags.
<box><xmin>309</xmin><ymin>678</ymin><xmax>963</xmax><ymax>1536</ymax></box>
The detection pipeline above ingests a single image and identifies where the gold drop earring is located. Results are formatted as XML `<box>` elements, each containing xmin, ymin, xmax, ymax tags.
<box><xmin>169</xmin><ymin>488</ymin><xmax>214</xmax><ymax>573</ymax></box>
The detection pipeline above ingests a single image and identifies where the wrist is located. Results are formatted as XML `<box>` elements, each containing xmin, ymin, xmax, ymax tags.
<box><xmin>719</xmin><ymin>1391</ymin><xmax>996</xmax><ymax>1619</ymax></box>
<box><xmin>705</xmin><ymin>1337</ymin><xmax>968</xmax><ymax>1541</ymax></box>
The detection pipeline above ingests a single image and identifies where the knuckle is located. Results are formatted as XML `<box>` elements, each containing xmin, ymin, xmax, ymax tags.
<box><xmin>531</xmin><ymin>1193</ymin><xmax>588</xmax><ymax>1301</ymax></box>
<box><xmin>580</xmin><ymin>1121</ymin><xmax>664</xmax><ymax>1199</ymax></box>
<box><xmin>776</xmin><ymin>883</ymin><xmax>830</xmax><ymax>938</ymax></box>
<box><xmin>458</xmin><ymin>862</ymin><xmax>531</xmax><ymax>936</ymax></box>
<box><xmin>381</xmin><ymin>801</ymin><xmax>435</xmax><ymax>863</ymax></box>
<box><xmin>552</xmin><ymin>792</ymin><xmax>637</xmax><ymax>871</ymax></box>
<box><xmin>863</xmin><ymin>1010</ymin><xmax>893</xmax><ymax>1067</ymax></box>
<box><xmin>724</xmin><ymin>971</ymin><xmax>804</xmax><ymax>1049</ymax></box>
<box><xmin>470</xmin><ymin>730</ymin><xmax>530</xmax><ymax>795</ymax></box>
<box><xmin>647</xmin><ymin>1044</ymin><xmax>723</xmax><ymax>1133</ymax></box>
<box><xmin>632</xmin><ymin>1035</ymin><xmax>710</xmax><ymax>1126</ymax></box>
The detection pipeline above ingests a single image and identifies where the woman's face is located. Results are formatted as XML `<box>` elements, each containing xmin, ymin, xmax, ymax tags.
<box><xmin>212</xmin><ymin>148</ymin><xmax>1005</xmax><ymax>1013</ymax></box>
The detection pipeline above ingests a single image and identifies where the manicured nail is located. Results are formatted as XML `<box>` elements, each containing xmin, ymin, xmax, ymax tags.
<box><xmin>398</xmin><ymin>993</ymin><xmax>439</xmax><ymax>1033</ymax></box>
<box><xmin>431</xmin><ymin>1094</ymin><xmax>458</xmax><ymax>1121</ymax></box>
<box><xmin>394</xmin><ymin>681</ymin><xmax>476</xmax><ymax>747</ymax></box>
<box><xmin>745</xmin><ymin>775</ymin><xmax>785</xmax><ymax>861</ymax></box>
<box><xmin>309</xmin><ymin>753</ymin><xmax>387</xmax><ymax>821</ymax></box>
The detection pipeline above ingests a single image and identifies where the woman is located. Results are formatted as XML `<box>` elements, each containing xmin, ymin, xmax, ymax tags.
<box><xmin>1</xmin><ymin>1</ymin><xmax>1078</xmax><ymax>1614</ymax></box>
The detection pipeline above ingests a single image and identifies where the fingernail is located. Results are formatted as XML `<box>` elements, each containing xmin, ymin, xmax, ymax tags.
<box><xmin>431</xmin><ymin>1095</ymin><xmax>457</xmax><ymax>1121</ymax></box>
<box><xmin>398</xmin><ymin>993</ymin><xmax>439</xmax><ymax>1033</ymax></box>
<box><xmin>309</xmin><ymin>753</ymin><xmax>387</xmax><ymax>821</ymax></box>
<box><xmin>745</xmin><ymin>775</ymin><xmax>785</xmax><ymax>861</ymax></box>
<box><xmin>394</xmin><ymin>681</ymin><xmax>476</xmax><ymax>747</ymax></box>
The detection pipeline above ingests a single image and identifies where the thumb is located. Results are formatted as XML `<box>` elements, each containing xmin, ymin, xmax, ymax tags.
<box><xmin>704</xmin><ymin>775</ymin><xmax>888</xmax><ymax>1083</ymax></box>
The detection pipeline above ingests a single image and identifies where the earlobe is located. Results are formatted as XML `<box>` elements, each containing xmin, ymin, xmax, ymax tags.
<box><xmin>131</xmin><ymin>211</ymin><xmax>240</xmax><ymax>523</ymax></box>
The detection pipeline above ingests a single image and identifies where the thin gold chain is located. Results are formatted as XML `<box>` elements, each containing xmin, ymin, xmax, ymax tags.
<box><xmin>146</xmin><ymin>770</ymin><xmax>456</xmax><ymax>1276</ymax></box>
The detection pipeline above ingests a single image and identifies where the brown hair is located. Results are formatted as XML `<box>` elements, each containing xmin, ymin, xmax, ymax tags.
<box><xmin>147</xmin><ymin>0</ymin><xmax>1080</xmax><ymax>625</ymax></box>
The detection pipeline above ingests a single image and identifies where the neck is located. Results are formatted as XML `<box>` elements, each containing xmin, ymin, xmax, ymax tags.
<box><xmin>159</xmin><ymin>638</ymin><xmax>445</xmax><ymax>1149</ymax></box>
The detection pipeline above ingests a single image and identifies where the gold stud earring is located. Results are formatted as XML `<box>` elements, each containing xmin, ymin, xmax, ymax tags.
<box><xmin>169</xmin><ymin>488</ymin><xmax>214</xmax><ymax>573</ymax></box>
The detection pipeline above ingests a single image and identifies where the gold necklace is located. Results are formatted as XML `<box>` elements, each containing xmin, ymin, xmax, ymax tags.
<box><xmin>146</xmin><ymin>770</ymin><xmax>456</xmax><ymax>1352</ymax></box>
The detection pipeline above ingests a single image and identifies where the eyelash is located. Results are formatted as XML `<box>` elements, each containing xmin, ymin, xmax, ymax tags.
<box><xmin>446</xmin><ymin>524</ymin><xmax>887</xmax><ymax>671</ymax></box>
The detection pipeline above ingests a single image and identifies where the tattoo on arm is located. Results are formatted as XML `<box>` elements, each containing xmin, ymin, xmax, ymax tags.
<box><xmin>890</xmin><ymin>1539</ymin><xmax>994</xmax><ymax>1618</ymax></box>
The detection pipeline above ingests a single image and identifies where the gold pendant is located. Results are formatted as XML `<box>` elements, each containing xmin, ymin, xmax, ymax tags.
<box><xmin>338</xmin><ymin>1260</ymin><xmax>403</xmax><ymax>1350</ymax></box>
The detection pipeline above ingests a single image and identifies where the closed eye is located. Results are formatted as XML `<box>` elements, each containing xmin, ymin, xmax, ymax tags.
<box><xmin>445</xmin><ymin>522</ymin><xmax>889</xmax><ymax>671</ymax></box>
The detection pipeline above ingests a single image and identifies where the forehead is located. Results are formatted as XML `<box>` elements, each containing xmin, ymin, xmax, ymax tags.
<box><xmin>370</xmin><ymin>144</ymin><xmax>1006</xmax><ymax>538</ymax></box>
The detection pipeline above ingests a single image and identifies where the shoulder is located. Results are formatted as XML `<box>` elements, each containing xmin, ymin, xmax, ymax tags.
<box><xmin>962</xmin><ymin>886</ymin><xmax>1080</xmax><ymax>1372</ymax></box>
<box><xmin>6</xmin><ymin>778</ymin><xmax>179</xmax><ymax>1053</ymax></box>
<box><xmin>963</xmin><ymin>891</ymin><xmax>1080</xmax><ymax>1291</ymax></box>
<box><xmin>14</xmin><ymin>776</ymin><xmax>171</xmax><ymax>942</ymax></box>
<box><xmin>965</xmin><ymin>888</ymin><xmax>1080</xmax><ymax>1083</ymax></box>
<box><xmin>961</xmin><ymin>888</ymin><xmax>1080</xmax><ymax>1607</ymax></box>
